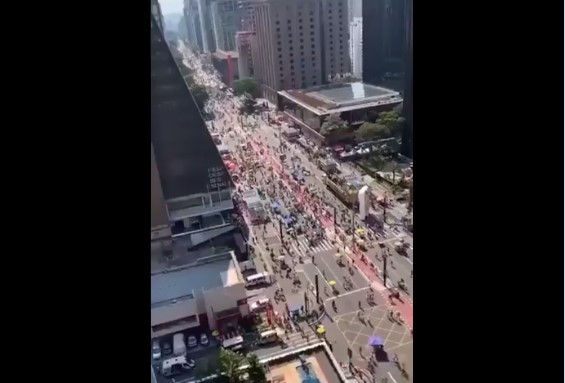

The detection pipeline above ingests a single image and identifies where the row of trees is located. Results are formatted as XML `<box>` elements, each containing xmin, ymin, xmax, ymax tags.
<box><xmin>232</xmin><ymin>78</ymin><xmax>260</xmax><ymax>99</ymax></box>
<box><xmin>195</xmin><ymin>349</ymin><xmax>267</xmax><ymax>383</ymax></box>
<box><xmin>318</xmin><ymin>110</ymin><xmax>405</xmax><ymax>142</ymax></box>
<box><xmin>178</xmin><ymin>62</ymin><xmax>210</xmax><ymax>111</ymax></box>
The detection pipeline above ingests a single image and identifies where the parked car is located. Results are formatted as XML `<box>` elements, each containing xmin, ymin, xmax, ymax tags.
<box><xmin>200</xmin><ymin>333</ymin><xmax>209</xmax><ymax>346</ymax></box>
<box><xmin>152</xmin><ymin>341</ymin><xmax>161</xmax><ymax>360</ymax></box>
<box><xmin>187</xmin><ymin>335</ymin><xmax>198</xmax><ymax>348</ymax></box>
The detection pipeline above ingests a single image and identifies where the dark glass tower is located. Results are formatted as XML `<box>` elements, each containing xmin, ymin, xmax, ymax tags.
<box><xmin>362</xmin><ymin>0</ymin><xmax>405</xmax><ymax>86</ymax></box>
<box><xmin>401</xmin><ymin>0</ymin><xmax>413</xmax><ymax>158</ymax></box>
<box><xmin>151</xmin><ymin>15</ymin><xmax>231</xmax><ymax>200</ymax></box>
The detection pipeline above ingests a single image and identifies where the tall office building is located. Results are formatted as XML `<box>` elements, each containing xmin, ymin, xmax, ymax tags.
<box><xmin>151</xmin><ymin>14</ymin><xmax>235</xmax><ymax>250</ymax></box>
<box><xmin>361</xmin><ymin>0</ymin><xmax>405</xmax><ymax>85</ymax></box>
<box><xmin>210</xmin><ymin>0</ymin><xmax>246</xmax><ymax>51</ymax></box>
<box><xmin>348</xmin><ymin>0</ymin><xmax>362</xmax><ymax>21</ymax></box>
<box><xmin>349</xmin><ymin>17</ymin><xmax>362</xmax><ymax>79</ymax></box>
<box><xmin>249</xmin><ymin>0</ymin><xmax>350</xmax><ymax>102</ymax></box>
<box><xmin>401</xmin><ymin>0</ymin><xmax>412</xmax><ymax>158</ymax></box>
<box><xmin>185</xmin><ymin>0</ymin><xmax>205</xmax><ymax>50</ymax></box>
<box><xmin>151</xmin><ymin>0</ymin><xmax>165</xmax><ymax>31</ymax></box>
<box><xmin>197</xmin><ymin>0</ymin><xmax>217</xmax><ymax>53</ymax></box>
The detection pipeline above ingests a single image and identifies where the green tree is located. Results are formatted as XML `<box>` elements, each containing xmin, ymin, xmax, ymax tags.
<box><xmin>355</xmin><ymin>122</ymin><xmax>391</xmax><ymax>141</ymax></box>
<box><xmin>191</xmin><ymin>84</ymin><xmax>209</xmax><ymax>111</ymax></box>
<box><xmin>246</xmin><ymin>354</ymin><xmax>267</xmax><ymax>383</ymax></box>
<box><xmin>319</xmin><ymin>114</ymin><xmax>349</xmax><ymax>136</ymax></box>
<box><xmin>233</xmin><ymin>78</ymin><xmax>259</xmax><ymax>98</ymax></box>
<box><xmin>376</xmin><ymin>110</ymin><xmax>405</xmax><ymax>137</ymax></box>
<box><xmin>239</xmin><ymin>97</ymin><xmax>258</xmax><ymax>115</ymax></box>
<box><xmin>219</xmin><ymin>349</ymin><xmax>246</xmax><ymax>383</ymax></box>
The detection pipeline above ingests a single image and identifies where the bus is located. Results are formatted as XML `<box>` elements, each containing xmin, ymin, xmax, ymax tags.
<box><xmin>222</xmin><ymin>335</ymin><xmax>245</xmax><ymax>351</ymax></box>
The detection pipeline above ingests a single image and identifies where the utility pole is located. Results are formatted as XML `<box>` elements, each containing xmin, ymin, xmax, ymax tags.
<box><xmin>383</xmin><ymin>253</ymin><xmax>388</xmax><ymax>287</ymax></box>
<box><xmin>315</xmin><ymin>274</ymin><xmax>320</xmax><ymax>304</ymax></box>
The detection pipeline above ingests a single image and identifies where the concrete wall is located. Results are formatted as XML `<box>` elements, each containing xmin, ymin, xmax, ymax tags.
<box><xmin>202</xmin><ymin>282</ymin><xmax>248</xmax><ymax>330</ymax></box>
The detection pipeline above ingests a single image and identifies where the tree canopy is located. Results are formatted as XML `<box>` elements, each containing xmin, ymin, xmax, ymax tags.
<box><xmin>219</xmin><ymin>349</ymin><xmax>246</xmax><ymax>383</ymax></box>
<box><xmin>356</xmin><ymin>110</ymin><xmax>405</xmax><ymax>141</ymax></box>
<box><xmin>233</xmin><ymin>78</ymin><xmax>260</xmax><ymax>98</ymax></box>
<box><xmin>239</xmin><ymin>97</ymin><xmax>258</xmax><ymax>115</ymax></box>
<box><xmin>377</xmin><ymin>110</ymin><xmax>405</xmax><ymax>137</ymax></box>
<box><xmin>355</xmin><ymin>122</ymin><xmax>390</xmax><ymax>141</ymax></box>
<box><xmin>191</xmin><ymin>84</ymin><xmax>210</xmax><ymax>111</ymax></box>
<box><xmin>246</xmin><ymin>354</ymin><xmax>267</xmax><ymax>383</ymax></box>
<box><xmin>320</xmin><ymin>114</ymin><xmax>349</xmax><ymax>136</ymax></box>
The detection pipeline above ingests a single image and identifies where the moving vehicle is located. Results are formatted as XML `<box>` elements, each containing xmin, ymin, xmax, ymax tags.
<box><xmin>162</xmin><ymin>356</ymin><xmax>196</xmax><ymax>377</ymax></box>
<box><xmin>187</xmin><ymin>335</ymin><xmax>198</xmax><ymax>348</ymax></box>
<box><xmin>173</xmin><ymin>333</ymin><xmax>187</xmax><ymax>356</ymax></box>
<box><xmin>258</xmin><ymin>330</ymin><xmax>279</xmax><ymax>345</ymax></box>
<box><xmin>152</xmin><ymin>341</ymin><xmax>161</xmax><ymax>360</ymax></box>
<box><xmin>245</xmin><ymin>272</ymin><xmax>270</xmax><ymax>287</ymax></box>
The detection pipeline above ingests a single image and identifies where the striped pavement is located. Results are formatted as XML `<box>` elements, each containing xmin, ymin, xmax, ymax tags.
<box><xmin>288</xmin><ymin>235</ymin><xmax>336</xmax><ymax>258</ymax></box>
<box><xmin>257</xmin><ymin>328</ymin><xmax>320</xmax><ymax>360</ymax></box>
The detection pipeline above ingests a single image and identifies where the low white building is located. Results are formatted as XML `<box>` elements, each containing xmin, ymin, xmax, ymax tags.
<box><xmin>349</xmin><ymin>17</ymin><xmax>363</xmax><ymax>80</ymax></box>
<box><xmin>151</xmin><ymin>251</ymin><xmax>249</xmax><ymax>339</ymax></box>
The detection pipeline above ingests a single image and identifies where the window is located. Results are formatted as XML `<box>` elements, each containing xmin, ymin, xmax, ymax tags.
<box><xmin>310</xmin><ymin>18</ymin><xmax>314</xmax><ymax>22</ymax></box>
<box><xmin>290</xmin><ymin>59</ymin><xmax>294</xmax><ymax>64</ymax></box>
<box><xmin>279</xmin><ymin>54</ymin><xmax>282</xmax><ymax>58</ymax></box>
<box><xmin>310</xmin><ymin>24</ymin><xmax>314</xmax><ymax>29</ymax></box>
<box><xmin>299</xmin><ymin>26</ymin><xmax>303</xmax><ymax>30</ymax></box>
<box><xmin>310</xmin><ymin>31</ymin><xmax>314</xmax><ymax>35</ymax></box>
<box><xmin>279</xmin><ymin>60</ymin><xmax>283</xmax><ymax>65</ymax></box>
<box><xmin>277</xmin><ymin>28</ymin><xmax>280</xmax><ymax>32</ymax></box>
<box><xmin>287</xmin><ymin>19</ymin><xmax>291</xmax><ymax>23</ymax></box>
<box><xmin>300</xmin><ymin>39</ymin><xmax>304</xmax><ymax>43</ymax></box>
<box><xmin>313</xmin><ymin>81</ymin><xmax>317</xmax><ymax>85</ymax></box>
<box><xmin>280</xmin><ymin>67</ymin><xmax>284</xmax><ymax>72</ymax></box>
<box><xmin>289</xmin><ymin>33</ymin><xmax>292</xmax><ymax>38</ymax></box>
<box><xmin>299</xmin><ymin>19</ymin><xmax>302</xmax><ymax>23</ymax></box>
<box><xmin>278</xmin><ymin>47</ymin><xmax>282</xmax><ymax>52</ymax></box>
<box><xmin>300</xmin><ymin>45</ymin><xmax>304</xmax><ymax>49</ymax></box>
<box><xmin>276</xmin><ymin>21</ymin><xmax>280</xmax><ymax>25</ymax></box>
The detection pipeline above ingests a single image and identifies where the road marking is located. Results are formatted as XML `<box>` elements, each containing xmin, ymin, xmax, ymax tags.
<box><xmin>405</xmin><ymin>258</ymin><xmax>413</xmax><ymax>265</ymax></box>
<box><xmin>387</xmin><ymin>372</ymin><xmax>398</xmax><ymax>383</ymax></box>
<box><xmin>324</xmin><ymin>286</ymin><xmax>371</xmax><ymax>301</ymax></box>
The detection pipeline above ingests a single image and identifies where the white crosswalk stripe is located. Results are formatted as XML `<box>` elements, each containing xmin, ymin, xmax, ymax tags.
<box><xmin>289</xmin><ymin>236</ymin><xmax>335</xmax><ymax>258</ymax></box>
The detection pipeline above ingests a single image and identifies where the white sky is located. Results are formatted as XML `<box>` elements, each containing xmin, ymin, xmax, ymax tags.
<box><xmin>159</xmin><ymin>0</ymin><xmax>183</xmax><ymax>14</ymax></box>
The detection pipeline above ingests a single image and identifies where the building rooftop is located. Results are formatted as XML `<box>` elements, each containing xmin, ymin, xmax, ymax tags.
<box><xmin>151</xmin><ymin>251</ymin><xmax>240</xmax><ymax>307</ymax></box>
<box><xmin>279</xmin><ymin>82</ymin><xmax>402</xmax><ymax>116</ymax></box>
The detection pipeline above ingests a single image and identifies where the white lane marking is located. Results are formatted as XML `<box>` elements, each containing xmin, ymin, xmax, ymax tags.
<box><xmin>405</xmin><ymin>258</ymin><xmax>413</xmax><ymax>265</ymax></box>
<box><xmin>323</xmin><ymin>286</ymin><xmax>371</xmax><ymax>301</ymax></box>
<box><xmin>388</xmin><ymin>372</ymin><xmax>398</xmax><ymax>383</ymax></box>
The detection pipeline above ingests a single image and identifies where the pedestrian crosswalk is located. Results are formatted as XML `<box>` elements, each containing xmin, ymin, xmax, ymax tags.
<box><xmin>288</xmin><ymin>235</ymin><xmax>335</xmax><ymax>258</ymax></box>
<box><xmin>259</xmin><ymin>328</ymin><xmax>321</xmax><ymax>360</ymax></box>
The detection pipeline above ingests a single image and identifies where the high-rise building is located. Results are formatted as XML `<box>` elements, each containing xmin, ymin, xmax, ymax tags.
<box><xmin>401</xmin><ymin>0</ymin><xmax>412</xmax><ymax>158</ymax></box>
<box><xmin>151</xmin><ymin>0</ymin><xmax>165</xmax><ymax>31</ymax></box>
<box><xmin>210</xmin><ymin>0</ymin><xmax>246</xmax><ymax>52</ymax></box>
<box><xmin>151</xmin><ymin>14</ymin><xmax>235</xmax><ymax>250</ymax></box>
<box><xmin>349</xmin><ymin>17</ymin><xmax>362</xmax><ymax>79</ymax></box>
<box><xmin>184</xmin><ymin>0</ymin><xmax>204</xmax><ymax>50</ymax></box>
<box><xmin>197</xmin><ymin>0</ymin><xmax>217</xmax><ymax>53</ymax></box>
<box><xmin>361</xmin><ymin>0</ymin><xmax>405</xmax><ymax>85</ymax></box>
<box><xmin>348</xmin><ymin>0</ymin><xmax>362</xmax><ymax>21</ymax></box>
<box><xmin>249</xmin><ymin>0</ymin><xmax>350</xmax><ymax>102</ymax></box>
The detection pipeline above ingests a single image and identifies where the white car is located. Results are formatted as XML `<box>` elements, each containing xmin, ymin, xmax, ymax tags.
<box><xmin>152</xmin><ymin>341</ymin><xmax>161</xmax><ymax>360</ymax></box>
<box><xmin>200</xmin><ymin>333</ymin><xmax>209</xmax><ymax>346</ymax></box>
<box><xmin>187</xmin><ymin>335</ymin><xmax>198</xmax><ymax>348</ymax></box>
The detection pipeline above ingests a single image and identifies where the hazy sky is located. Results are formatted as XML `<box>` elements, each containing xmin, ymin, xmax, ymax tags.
<box><xmin>160</xmin><ymin>0</ymin><xmax>183</xmax><ymax>14</ymax></box>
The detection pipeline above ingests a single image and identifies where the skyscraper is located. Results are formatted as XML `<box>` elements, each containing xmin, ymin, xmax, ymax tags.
<box><xmin>349</xmin><ymin>17</ymin><xmax>362</xmax><ymax>79</ymax></box>
<box><xmin>249</xmin><ymin>0</ymin><xmax>350</xmax><ymax>102</ymax></box>
<box><xmin>151</xmin><ymin>14</ymin><xmax>235</xmax><ymax>248</ymax></box>
<box><xmin>197</xmin><ymin>0</ymin><xmax>217</xmax><ymax>53</ymax></box>
<box><xmin>401</xmin><ymin>0</ymin><xmax>412</xmax><ymax>158</ymax></box>
<box><xmin>210</xmin><ymin>0</ymin><xmax>246</xmax><ymax>52</ymax></box>
<box><xmin>361</xmin><ymin>0</ymin><xmax>405</xmax><ymax>85</ymax></box>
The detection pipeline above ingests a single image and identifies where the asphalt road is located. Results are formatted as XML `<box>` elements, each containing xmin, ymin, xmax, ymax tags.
<box><xmin>180</xmin><ymin>45</ymin><xmax>413</xmax><ymax>382</ymax></box>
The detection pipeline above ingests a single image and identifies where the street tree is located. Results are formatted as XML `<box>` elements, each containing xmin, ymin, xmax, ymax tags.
<box><xmin>191</xmin><ymin>84</ymin><xmax>210</xmax><ymax>111</ymax></box>
<box><xmin>219</xmin><ymin>349</ymin><xmax>246</xmax><ymax>383</ymax></box>
<box><xmin>355</xmin><ymin>122</ymin><xmax>390</xmax><ymax>141</ymax></box>
<box><xmin>319</xmin><ymin>114</ymin><xmax>349</xmax><ymax>136</ymax></box>
<box><xmin>377</xmin><ymin>110</ymin><xmax>405</xmax><ymax>137</ymax></box>
<box><xmin>233</xmin><ymin>78</ymin><xmax>259</xmax><ymax>98</ymax></box>
<box><xmin>246</xmin><ymin>354</ymin><xmax>267</xmax><ymax>383</ymax></box>
<box><xmin>239</xmin><ymin>97</ymin><xmax>258</xmax><ymax>115</ymax></box>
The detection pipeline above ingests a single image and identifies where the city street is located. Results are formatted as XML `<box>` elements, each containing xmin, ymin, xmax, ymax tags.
<box><xmin>177</xmin><ymin>40</ymin><xmax>413</xmax><ymax>382</ymax></box>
